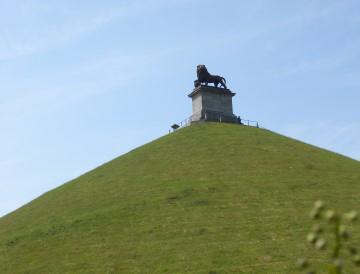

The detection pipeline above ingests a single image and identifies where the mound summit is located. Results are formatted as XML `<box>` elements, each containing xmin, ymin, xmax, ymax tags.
<box><xmin>1</xmin><ymin>123</ymin><xmax>359</xmax><ymax>273</ymax></box>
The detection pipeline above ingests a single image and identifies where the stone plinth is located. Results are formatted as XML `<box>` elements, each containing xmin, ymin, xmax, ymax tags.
<box><xmin>188</xmin><ymin>85</ymin><xmax>237</xmax><ymax>123</ymax></box>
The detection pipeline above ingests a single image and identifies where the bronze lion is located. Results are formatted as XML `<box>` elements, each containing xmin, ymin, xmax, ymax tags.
<box><xmin>195</xmin><ymin>65</ymin><xmax>227</xmax><ymax>89</ymax></box>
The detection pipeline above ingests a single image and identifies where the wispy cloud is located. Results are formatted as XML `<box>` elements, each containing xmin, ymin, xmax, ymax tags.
<box><xmin>0</xmin><ymin>5</ymin><xmax>118</xmax><ymax>60</ymax></box>
<box><xmin>0</xmin><ymin>0</ymin><xmax>191</xmax><ymax>61</ymax></box>
<box><xmin>279</xmin><ymin>122</ymin><xmax>360</xmax><ymax>160</ymax></box>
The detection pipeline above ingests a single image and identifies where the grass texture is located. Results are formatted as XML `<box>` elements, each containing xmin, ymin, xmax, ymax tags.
<box><xmin>0</xmin><ymin>123</ymin><xmax>359</xmax><ymax>274</ymax></box>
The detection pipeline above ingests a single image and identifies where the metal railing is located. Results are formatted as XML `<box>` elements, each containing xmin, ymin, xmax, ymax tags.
<box><xmin>240</xmin><ymin>119</ymin><xmax>259</xmax><ymax>127</ymax></box>
<box><xmin>170</xmin><ymin>113</ymin><xmax>259</xmax><ymax>132</ymax></box>
<box><xmin>178</xmin><ymin>117</ymin><xmax>193</xmax><ymax>128</ymax></box>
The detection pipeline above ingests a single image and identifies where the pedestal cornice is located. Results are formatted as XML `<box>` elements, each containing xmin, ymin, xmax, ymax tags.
<box><xmin>188</xmin><ymin>85</ymin><xmax>235</xmax><ymax>98</ymax></box>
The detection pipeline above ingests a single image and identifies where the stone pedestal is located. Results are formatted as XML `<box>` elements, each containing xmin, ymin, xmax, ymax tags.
<box><xmin>188</xmin><ymin>85</ymin><xmax>237</xmax><ymax>123</ymax></box>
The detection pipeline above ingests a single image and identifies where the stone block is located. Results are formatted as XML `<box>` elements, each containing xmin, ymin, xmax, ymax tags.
<box><xmin>188</xmin><ymin>86</ymin><xmax>237</xmax><ymax>123</ymax></box>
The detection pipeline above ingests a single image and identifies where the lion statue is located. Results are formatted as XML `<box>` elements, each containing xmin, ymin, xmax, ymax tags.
<box><xmin>194</xmin><ymin>65</ymin><xmax>227</xmax><ymax>89</ymax></box>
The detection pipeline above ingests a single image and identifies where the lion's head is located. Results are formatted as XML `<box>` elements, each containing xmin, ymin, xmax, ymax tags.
<box><xmin>197</xmin><ymin>64</ymin><xmax>207</xmax><ymax>73</ymax></box>
<box><xmin>196</xmin><ymin>64</ymin><xmax>210</xmax><ymax>81</ymax></box>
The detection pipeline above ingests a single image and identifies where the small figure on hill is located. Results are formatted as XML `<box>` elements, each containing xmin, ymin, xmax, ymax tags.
<box><xmin>195</xmin><ymin>65</ymin><xmax>227</xmax><ymax>89</ymax></box>
<box><xmin>237</xmin><ymin>116</ymin><xmax>242</xmax><ymax>125</ymax></box>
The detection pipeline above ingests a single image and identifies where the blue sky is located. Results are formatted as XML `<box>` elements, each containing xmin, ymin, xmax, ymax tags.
<box><xmin>1</xmin><ymin>0</ymin><xmax>359</xmax><ymax>217</ymax></box>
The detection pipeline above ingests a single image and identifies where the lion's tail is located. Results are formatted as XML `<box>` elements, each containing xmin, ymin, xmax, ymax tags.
<box><xmin>222</xmin><ymin>77</ymin><xmax>226</xmax><ymax>84</ymax></box>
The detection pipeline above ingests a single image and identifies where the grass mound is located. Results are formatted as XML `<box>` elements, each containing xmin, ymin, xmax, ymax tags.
<box><xmin>0</xmin><ymin>123</ymin><xmax>359</xmax><ymax>273</ymax></box>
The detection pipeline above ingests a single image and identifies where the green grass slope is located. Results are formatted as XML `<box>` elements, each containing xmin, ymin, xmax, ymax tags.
<box><xmin>0</xmin><ymin>123</ymin><xmax>359</xmax><ymax>274</ymax></box>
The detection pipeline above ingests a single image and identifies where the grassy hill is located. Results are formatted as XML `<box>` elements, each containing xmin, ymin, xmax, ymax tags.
<box><xmin>0</xmin><ymin>123</ymin><xmax>359</xmax><ymax>274</ymax></box>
